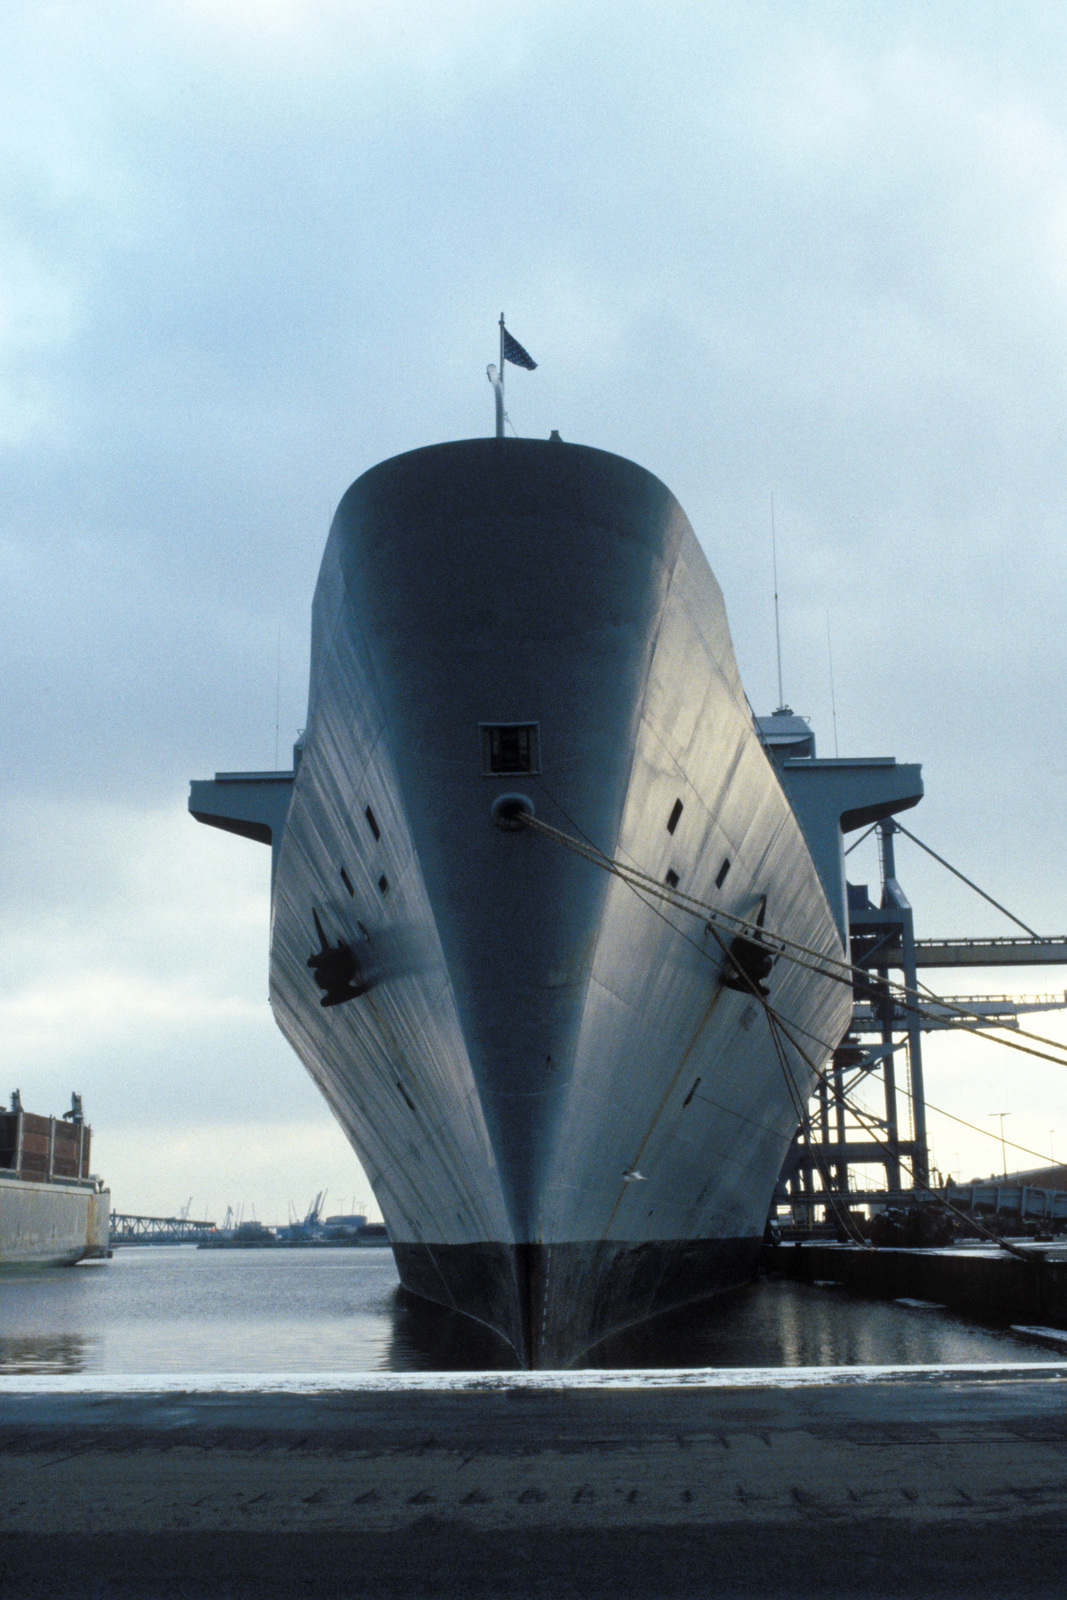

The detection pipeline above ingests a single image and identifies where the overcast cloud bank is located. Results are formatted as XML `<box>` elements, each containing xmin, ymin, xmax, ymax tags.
<box><xmin>4</xmin><ymin>2</ymin><xmax>1067</xmax><ymax>1214</ymax></box>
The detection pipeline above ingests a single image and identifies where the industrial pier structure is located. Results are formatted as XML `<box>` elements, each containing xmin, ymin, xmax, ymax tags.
<box><xmin>757</xmin><ymin>710</ymin><xmax>1067</xmax><ymax>1227</ymax></box>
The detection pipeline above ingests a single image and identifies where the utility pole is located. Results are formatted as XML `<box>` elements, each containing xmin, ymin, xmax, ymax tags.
<box><xmin>989</xmin><ymin>1111</ymin><xmax>1010</xmax><ymax>1180</ymax></box>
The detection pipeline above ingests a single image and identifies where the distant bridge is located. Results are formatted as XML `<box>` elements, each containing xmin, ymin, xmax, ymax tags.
<box><xmin>109</xmin><ymin>1213</ymin><xmax>217</xmax><ymax>1245</ymax></box>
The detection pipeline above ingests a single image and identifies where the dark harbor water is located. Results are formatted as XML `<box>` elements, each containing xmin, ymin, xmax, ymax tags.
<box><xmin>0</xmin><ymin>1245</ymin><xmax>1062</xmax><ymax>1375</ymax></box>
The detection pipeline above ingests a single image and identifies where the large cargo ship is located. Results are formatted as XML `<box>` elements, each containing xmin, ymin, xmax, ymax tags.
<box><xmin>0</xmin><ymin>1095</ymin><xmax>110</xmax><ymax>1267</ymax></box>
<box><xmin>191</xmin><ymin>436</ymin><xmax>855</xmax><ymax>1365</ymax></box>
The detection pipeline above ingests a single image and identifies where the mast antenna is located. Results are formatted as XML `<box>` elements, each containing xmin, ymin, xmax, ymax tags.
<box><xmin>274</xmin><ymin>623</ymin><xmax>281</xmax><ymax>769</ymax></box>
<box><xmin>771</xmin><ymin>495</ymin><xmax>785</xmax><ymax>711</ymax></box>
<box><xmin>826</xmin><ymin>613</ymin><xmax>839</xmax><ymax>758</ymax></box>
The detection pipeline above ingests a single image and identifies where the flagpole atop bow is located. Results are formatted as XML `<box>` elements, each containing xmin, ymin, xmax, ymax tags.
<box><xmin>488</xmin><ymin>360</ymin><xmax>505</xmax><ymax>437</ymax></box>
<box><xmin>488</xmin><ymin>316</ymin><xmax>536</xmax><ymax>437</ymax></box>
<box><xmin>487</xmin><ymin>311</ymin><xmax>505</xmax><ymax>438</ymax></box>
<box><xmin>499</xmin><ymin>310</ymin><xmax>506</xmax><ymax>414</ymax></box>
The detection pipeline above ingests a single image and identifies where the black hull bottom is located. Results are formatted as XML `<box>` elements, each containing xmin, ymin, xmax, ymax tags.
<box><xmin>392</xmin><ymin>1236</ymin><xmax>764</xmax><ymax>1368</ymax></box>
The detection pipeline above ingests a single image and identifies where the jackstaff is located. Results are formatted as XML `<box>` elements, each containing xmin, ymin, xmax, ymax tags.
<box><xmin>488</xmin><ymin>314</ymin><xmax>537</xmax><ymax>436</ymax></box>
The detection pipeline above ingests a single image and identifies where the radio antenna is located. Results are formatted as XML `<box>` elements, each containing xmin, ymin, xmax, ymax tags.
<box><xmin>771</xmin><ymin>495</ymin><xmax>785</xmax><ymax>711</ymax></box>
<box><xmin>826</xmin><ymin>613</ymin><xmax>839</xmax><ymax>758</ymax></box>
<box><xmin>274</xmin><ymin>624</ymin><xmax>281</xmax><ymax>770</ymax></box>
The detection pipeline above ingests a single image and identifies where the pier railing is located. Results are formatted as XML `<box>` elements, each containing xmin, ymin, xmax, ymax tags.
<box><xmin>942</xmin><ymin>1181</ymin><xmax>1067</xmax><ymax>1223</ymax></box>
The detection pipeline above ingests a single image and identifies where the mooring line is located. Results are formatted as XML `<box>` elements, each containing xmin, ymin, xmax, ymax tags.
<box><xmin>519</xmin><ymin>809</ymin><xmax>1067</xmax><ymax>1228</ymax></box>
<box><xmin>519</xmin><ymin>812</ymin><xmax>1067</xmax><ymax>1070</ymax></box>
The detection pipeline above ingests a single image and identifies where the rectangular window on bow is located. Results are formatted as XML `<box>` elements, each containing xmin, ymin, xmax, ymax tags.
<box><xmin>480</xmin><ymin>723</ymin><xmax>540</xmax><ymax>775</ymax></box>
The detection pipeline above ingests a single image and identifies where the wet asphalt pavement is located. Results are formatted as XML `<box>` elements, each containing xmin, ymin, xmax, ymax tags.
<box><xmin>1</xmin><ymin>1365</ymin><xmax>1067</xmax><ymax>1596</ymax></box>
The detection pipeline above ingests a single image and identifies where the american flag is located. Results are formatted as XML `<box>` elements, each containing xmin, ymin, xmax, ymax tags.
<box><xmin>502</xmin><ymin>328</ymin><xmax>537</xmax><ymax>370</ymax></box>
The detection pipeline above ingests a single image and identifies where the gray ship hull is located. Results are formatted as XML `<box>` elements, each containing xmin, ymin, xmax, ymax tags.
<box><xmin>194</xmin><ymin>438</ymin><xmax>853</xmax><ymax>1365</ymax></box>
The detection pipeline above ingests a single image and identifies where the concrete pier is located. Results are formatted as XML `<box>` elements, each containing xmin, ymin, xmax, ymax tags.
<box><xmin>2</xmin><ymin>1366</ymin><xmax>1066</xmax><ymax>1596</ymax></box>
<box><xmin>771</xmin><ymin>1241</ymin><xmax>1067</xmax><ymax>1329</ymax></box>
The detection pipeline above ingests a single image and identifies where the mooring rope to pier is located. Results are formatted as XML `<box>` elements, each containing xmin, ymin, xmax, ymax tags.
<box><xmin>697</xmin><ymin>908</ymin><xmax>1012</xmax><ymax>1254</ymax></box>
<box><xmin>519</xmin><ymin>811</ymin><xmax>1067</xmax><ymax>1071</ymax></box>
<box><xmin>691</xmin><ymin>885</ymin><xmax>1034</xmax><ymax>1257</ymax></box>
<box><xmin>518</xmin><ymin>807</ymin><xmax>1062</xmax><ymax>1255</ymax></box>
<box><xmin>755</xmin><ymin>996</ymin><xmax>1036</xmax><ymax>1261</ymax></box>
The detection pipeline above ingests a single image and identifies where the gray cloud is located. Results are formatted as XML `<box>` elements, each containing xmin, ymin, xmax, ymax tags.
<box><xmin>4</xmin><ymin>1</ymin><xmax>1067</xmax><ymax>1211</ymax></box>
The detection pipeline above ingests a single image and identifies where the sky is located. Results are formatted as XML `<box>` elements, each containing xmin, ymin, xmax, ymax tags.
<box><xmin>4</xmin><ymin>0</ymin><xmax>1067</xmax><ymax>1222</ymax></box>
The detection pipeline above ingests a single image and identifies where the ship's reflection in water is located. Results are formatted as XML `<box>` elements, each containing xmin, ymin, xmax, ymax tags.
<box><xmin>389</xmin><ymin>1290</ymin><xmax>520</xmax><ymax>1370</ymax></box>
<box><xmin>586</xmin><ymin>1278</ymin><xmax>1033</xmax><ymax>1369</ymax></box>
<box><xmin>393</xmin><ymin>1276</ymin><xmax>1048</xmax><ymax>1371</ymax></box>
<box><xmin>0</xmin><ymin>1333</ymin><xmax>93</xmax><ymax>1375</ymax></box>
<box><xmin>0</xmin><ymin>1250</ymin><xmax>1054</xmax><ymax>1375</ymax></box>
